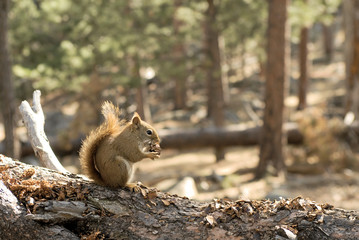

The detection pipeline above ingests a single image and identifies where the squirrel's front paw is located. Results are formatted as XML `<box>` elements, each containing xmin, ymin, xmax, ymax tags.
<box><xmin>125</xmin><ymin>182</ymin><xmax>141</xmax><ymax>192</ymax></box>
<box><xmin>146</xmin><ymin>151</ymin><xmax>160</xmax><ymax>160</ymax></box>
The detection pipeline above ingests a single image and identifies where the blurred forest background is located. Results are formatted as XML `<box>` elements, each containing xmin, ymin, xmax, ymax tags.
<box><xmin>1</xmin><ymin>0</ymin><xmax>359</xmax><ymax>209</ymax></box>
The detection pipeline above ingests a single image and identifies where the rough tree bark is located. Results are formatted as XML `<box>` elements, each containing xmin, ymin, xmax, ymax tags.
<box><xmin>204</xmin><ymin>0</ymin><xmax>226</xmax><ymax>161</ymax></box>
<box><xmin>297</xmin><ymin>26</ymin><xmax>309</xmax><ymax>111</ymax></box>
<box><xmin>344</xmin><ymin>0</ymin><xmax>359</xmax><ymax>118</ymax></box>
<box><xmin>1</xmin><ymin>155</ymin><xmax>359</xmax><ymax>240</ymax></box>
<box><xmin>256</xmin><ymin>0</ymin><xmax>290</xmax><ymax>179</ymax></box>
<box><xmin>322</xmin><ymin>23</ymin><xmax>333</xmax><ymax>62</ymax></box>
<box><xmin>0</xmin><ymin>0</ymin><xmax>20</xmax><ymax>159</ymax></box>
<box><xmin>133</xmin><ymin>57</ymin><xmax>152</xmax><ymax>123</ymax></box>
<box><xmin>344</xmin><ymin>0</ymin><xmax>354</xmax><ymax>114</ymax></box>
<box><xmin>173</xmin><ymin>0</ymin><xmax>187</xmax><ymax>110</ymax></box>
<box><xmin>159</xmin><ymin>123</ymin><xmax>303</xmax><ymax>149</ymax></box>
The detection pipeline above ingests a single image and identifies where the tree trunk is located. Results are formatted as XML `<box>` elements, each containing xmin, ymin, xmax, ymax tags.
<box><xmin>174</xmin><ymin>77</ymin><xmax>187</xmax><ymax>110</ymax></box>
<box><xmin>322</xmin><ymin>23</ymin><xmax>333</xmax><ymax>62</ymax></box>
<box><xmin>133</xmin><ymin>58</ymin><xmax>152</xmax><ymax>122</ymax></box>
<box><xmin>1</xmin><ymin>155</ymin><xmax>359</xmax><ymax>239</ymax></box>
<box><xmin>218</xmin><ymin>35</ymin><xmax>230</xmax><ymax>105</ymax></box>
<box><xmin>173</xmin><ymin>0</ymin><xmax>187</xmax><ymax>110</ymax></box>
<box><xmin>204</xmin><ymin>0</ymin><xmax>226</xmax><ymax>161</ymax></box>
<box><xmin>297</xmin><ymin>26</ymin><xmax>309</xmax><ymax>111</ymax></box>
<box><xmin>344</xmin><ymin>0</ymin><xmax>359</xmax><ymax>118</ymax></box>
<box><xmin>0</xmin><ymin>0</ymin><xmax>20</xmax><ymax>159</ymax></box>
<box><xmin>344</xmin><ymin>0</ymin><xmax>354</xmax><ymax>114</ymax></box>
<box><xmin>135</xmin><ymin>84</ymin><xmax>151</xmax><ymax>122</ymax></box>
<box><xmin>256</xmin><ymin>0</ymin><xmax>289</xmax><ymax>178</ymax></box>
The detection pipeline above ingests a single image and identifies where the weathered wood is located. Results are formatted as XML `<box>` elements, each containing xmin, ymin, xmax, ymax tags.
<box><xmin>19</xmin><ymin>122</ymin><xmax>359</xmax><ymax>158</ymax></box>
<box><xmin>257</xmin><ymin>0</ymin><xmax>289</xmax><ymax>178</ymax></box>
<box><xmin>159</xmin><ymin>122</ymin><xmax>303</xmax><ymax>149</ymax></box>
<box><xmin>18</xmin><ymin>90</ymin><xmax>68</xmax><ymax>173</ymax></box>
<box><xmin>0</xmin><ymin>0</ymin><xmax>21</xmax><ymax>159</ymax></box>
<box><xmin>1</xmin><ymin>154</ymin><xmax>359</xmax><ymax>239</ymax></box>
<box><xmin>0</xmin><ymin>177</ymin><xmax>79</xmax><ymax>239</ymax></box>
<box><xmin>19</xmin><ymin>123</ymin><xmax>302</xmax><ymax>157</ymax></box>
<box><xmin>298</xmin><ymin>25</ymin><xmax>309</xmax><ymax>110</ymax></box>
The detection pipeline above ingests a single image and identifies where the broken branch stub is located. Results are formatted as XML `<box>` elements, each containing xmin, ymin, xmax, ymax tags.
<box><xmin>18</xmin><ymin>90</ymin><xmax>68</xmax><ymax>173</ymax></box>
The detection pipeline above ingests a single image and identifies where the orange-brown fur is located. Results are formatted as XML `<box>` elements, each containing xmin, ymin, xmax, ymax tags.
<box><xmin>79</xmin><ymin>102</ymin><xmax>160</xmax><ymax>188</ymax></box>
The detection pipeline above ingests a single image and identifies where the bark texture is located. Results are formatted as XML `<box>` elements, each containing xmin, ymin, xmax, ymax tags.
<box><xmin>133</xmin><ymin>58</ymin><xmax>152</xmax><ymax>123</ymax></box>
<box><xmin>173</xmin><ymin>0</ymin><xmax>187</xmax><ymax>110</ymax></box>
<box><xmin>0</xmin><ymin>0</ymin><xmax>20</xmax><ymax>159</ymax></box>
<box><xmin>322</xmin><ymin>23</ymin><xmax>333</xmax><ymax>61</ymax></box>
<box><xmin>204</xmin><ymin>0</ymin><xmax>226</xmax><ymax>161</ymax></box>
<box><xmin>159</xmin><ymin>123</ymin><xmax>303</xmax><ymax>149</ymax></box>
<box><xmin>297</xmin><ymin>26</ymin><xmax>309</xmax><ymax>111</ymax></box>
<box><xmin>257</xmin><ymin>0</ymin><xmax>289</xmax><ymax>178</ymax></box>
<box><xmin>344</xmin><ymin>0</ymin><xmax>359</xmax><ymax>118</ymax></box>
<box><xmin>344</xmin><ymin>0</ymin><xmax>354</xmax><ymax>114</ymax></box>
<box><xmin>0</xmin><ymin>155</ymin><xmax>359</xmax><ymax>239</ymax></box>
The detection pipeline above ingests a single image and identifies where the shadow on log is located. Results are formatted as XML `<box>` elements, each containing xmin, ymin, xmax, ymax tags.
<box><xmin>1</xmin><ymin>154</ymin><xmax>359</xmax><ymax>239</ymax></box>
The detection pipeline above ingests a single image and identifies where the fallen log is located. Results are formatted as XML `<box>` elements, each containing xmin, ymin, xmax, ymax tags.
<box><xmin>11</xmin><ymin>90</ymin><xmax>359</xmax><ymax>239</ymax></box>
<box><xmin>0</xmin><ymin>154</ymin><xmax>358</xmax><ymax>239</ymax></box>
<box><xmin>19</xmin><ymin>122</ymin><xmax>359</xmax><ymax>156</ymax></box>
<box><xmin>19</xmin><ymin>123</ymin><xmax>303</xmax><ymax>158</ymax></box>
<box><xmin>159</xmin><ymin>122</ymin><xmax>304</xmax><ymax>149</ymax></box>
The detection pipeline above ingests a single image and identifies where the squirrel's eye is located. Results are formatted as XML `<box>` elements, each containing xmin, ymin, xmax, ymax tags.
<box><xmin>146</xmin><ymin>129</ymin><xmax>153</xmax><ymax>135</ymax></box>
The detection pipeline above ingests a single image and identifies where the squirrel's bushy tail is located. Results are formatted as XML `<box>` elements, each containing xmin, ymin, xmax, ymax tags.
<box><xmin>79</xmin><ymin>101</ymin><xmax>123</xmax><ymax>184</ymax></box>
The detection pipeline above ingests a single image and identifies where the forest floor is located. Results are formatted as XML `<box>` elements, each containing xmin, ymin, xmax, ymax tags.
<box><xmin>135</xmin><ymin>146</ymin><xmax>359</xmax><ymax>210</ymax></box>
<box><xmin>2</xmin><ymin>40</ymin><xmax>358</xmax><ymax>210</ymax></box>
<box><xmin>133</xmin><ymin>53</ymin><xmax>359</xmax><ymax>210</ymax></box>
<box><xmin>55</xmin><ymin>52</ymin><xmax>359</xmax><ymax>211</ymax></box>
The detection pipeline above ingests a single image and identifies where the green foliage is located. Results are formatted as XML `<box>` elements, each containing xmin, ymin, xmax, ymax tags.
<box><xmin>289</xmin><ymin>0</ymin><xmax>341</xmax><ymax>43</ymax></box>
<box><xmin>218</xmin><ymin>0</ymin><xmax>267</xmax><ymax>67</ymax></box>
<box><xmin>9</xmin><ymin>0</ymin><xmax>177</xmax><ymax>92</ymax></box>
<box><xmin>8</xmin><ymin>0</ymin><xmax>341</xmax><ymax>95</ymax></box>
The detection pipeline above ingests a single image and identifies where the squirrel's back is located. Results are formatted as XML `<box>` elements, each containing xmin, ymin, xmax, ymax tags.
<box><xmin>79</xmin><ymin>102</ymin><xmax>125</xmax><ymax>184</ymax></box>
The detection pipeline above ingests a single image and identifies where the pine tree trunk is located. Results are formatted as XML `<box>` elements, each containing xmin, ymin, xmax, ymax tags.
<box><xmin>0</xmin><ymin>0</ymin><xmax>20</xmax><ymax>159</ymax></box>
<box><xmin>135</xmin><ymin>83</ymin><xmax>152</xmax><ymax>123</ymax></box>
<box><xmin>132</xmin><ymin>57</ymin><xmax>152</xmax><ymax>123</ymax></box>
<box><xmin>322</xmin><ymin>23</ymin><xmax>333</xmax><ymax>62</ymax></box>
<box><xmin>297</xmin><ymin>26</ymin><xmax>309</xmax><ymax>111</ymax></box>
<box><xmin>218</xmin><ymin>36</ymin><xmax>230</xmax><ymax>105</ymax></box>
<box><xmin>204</xmin><ymin>0</ymin><xmax>226</xmax><ymax>161</ymax></box>
<box><xmin>344</xmin><ymin>0</ymin><xmax>359</xmax><ymax>118</ymax></box>
<box><xmin>256</xmin><ymin>0</ymin><xmax>289</xmax><ymax>178</ymax></box>
<box><xmin>174</xmin><ymin>78</ymin><xmax>186</xmax><ymax>110</ymax></box>
<box><xmin>173</xmin><ymin>0</ymin><xmax>187</xmax><ymax>110</ymax></box>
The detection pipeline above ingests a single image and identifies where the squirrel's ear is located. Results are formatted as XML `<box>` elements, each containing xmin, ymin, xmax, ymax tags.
<box><xmin>131</xmin><ymin>112</ymin><xmax>141</xmax><ymax>127</ymax></box>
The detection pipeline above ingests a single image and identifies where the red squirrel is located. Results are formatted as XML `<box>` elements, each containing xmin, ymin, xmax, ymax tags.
<box><xmin>79</xmin><ymin>101</ymin><xmax>160</xmax><ymax>190</ymax></box>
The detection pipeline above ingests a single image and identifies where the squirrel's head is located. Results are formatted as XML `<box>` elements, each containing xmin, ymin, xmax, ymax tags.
<box><xmin>130</xmin><ymin>112</ymin><xmax>161</xmax><ymax>156</ymax></box>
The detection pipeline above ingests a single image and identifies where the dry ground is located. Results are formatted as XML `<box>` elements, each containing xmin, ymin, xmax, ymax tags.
<box><xmin>132</xmin><ymin>146</ymin><xmax>359</xmax><ymax>210</ymax></box>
